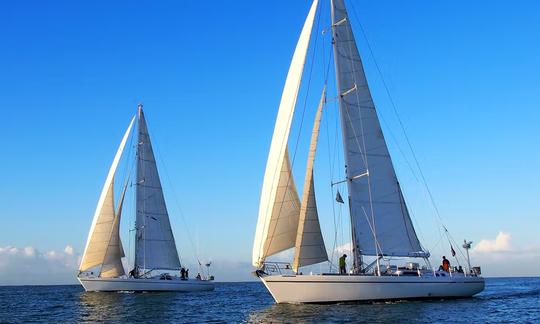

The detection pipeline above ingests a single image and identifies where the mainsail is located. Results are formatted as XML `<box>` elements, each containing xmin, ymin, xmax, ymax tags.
<box><xmin>331</xmin><ymin>0</ymin><xmax>425</xmax><ymax>260</ymax></box>
<box><xmin>79</xmin><ymin>117</ymin><xmax>135</xmax><ymax>274</ymax></box>
<box><xmin>134</xmin><ymin>106</ymin><xmax>181</xmax><ymax>270</ymax></box>
<box><xmin>252</xmin><ymin>0</ymin><xmax>319</xmax><ymax>267</ymax></box>
<box><xmin>293</xmin><ymin>88</ymin><xmax>328</xmax><ymax>272</ymax></box>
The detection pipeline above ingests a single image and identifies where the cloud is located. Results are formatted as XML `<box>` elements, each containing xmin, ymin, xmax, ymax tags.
<box><xmin>469</xmin><ymin>232</ymin><xmax>540</xmax><ymax>276</ymax></box>
<box><xmin>0</xmin><ymin>244</ymin><xmax>258</xmax><ymax>284</ymax></box>
<box><xmin>335</xmin><ymin>242</ymin><xmax>352</xmax><ymax>256</ymax></box>
<box><xmin>473</xmin><ymin>232</ymin><xmax>512</xmax><ymax>253</ymax></box>
<box><xmin>0</xmin><ymin>245</ymin><xmax>80</xmax><ymax>285</ymax></box>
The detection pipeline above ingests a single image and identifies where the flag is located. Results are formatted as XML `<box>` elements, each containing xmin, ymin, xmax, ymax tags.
<box><xmin>336</xmin><ymin>190</ymin><xmax>344</xmax><ymax>204</ymax></box>
<box><xmin>451</xmin><ymin>245</ymin><xmax>456</xmax><ymax>257</ymax></box>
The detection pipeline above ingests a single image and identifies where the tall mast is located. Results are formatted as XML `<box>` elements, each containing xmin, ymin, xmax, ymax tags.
<box><xmin>330</xmin><ymin>0</ymin><xmax>361</xmax><ymax>272</ymax></box>
<box><xmin>134</xmin><ymin>104</ymin><xmax>181</xmax><ymax>272</ymax></box>
<box><xmin>330</xmin><ymin>0</ymin><xmax>427</xmax><ymax>275</ymax></box>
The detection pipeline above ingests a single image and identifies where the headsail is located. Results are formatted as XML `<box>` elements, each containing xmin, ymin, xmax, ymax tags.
<box><xmin>331</xmin><ymin>0</ymin><xmax>425</xmax><ymax>260</ymax></box>
<box><xmin>252</xmin><ymin>0</ymin><xmax>319</xmax><ymax>267</ymax></box>
<box><xmin>79</xmin><ymin>117</ymin><xmax>135</xmax><ymax>273</ymax></box>
<box><xmin>261</xmin><ymin>149</ymin><xmax>301</xmax><ymax>258</ymax></box>
<box><xmin>100</xmin><ymin>181</ymin><xmax>128</xmax><ymax>278</ymax></box>
<box><xmin>134</xmin><ymin>106</ymin><xmax>181</xmax><ymax>270</ymax></box>
<box><xmin>293</xmin><ymin>87</ymin><xmax>328</xmax><ymax>272</ymax></box>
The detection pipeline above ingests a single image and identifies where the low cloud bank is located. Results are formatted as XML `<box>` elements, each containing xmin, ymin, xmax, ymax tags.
<box><xmin>0</xmin><ymin>245</ymin><xmax>256</xmax><ymax>285</ymax></box>
<box><xmin>470</xmin><ymin>232</ymin><xmax>540</xmax><ymax>276</ymax></box>
<box><xmin>0</xmin><ymin>245</ymin><xmax>80</xmax><ymax>285</ymax></box>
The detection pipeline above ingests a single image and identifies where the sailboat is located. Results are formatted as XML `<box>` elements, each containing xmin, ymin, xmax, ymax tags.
<box><xmin>252</xmin><ymin>0</ymin><xmax>484</xmax><ymax>303</ymax></box>
<box><xmin>78</xmin><ymin>105</ymin><xmax>214</xmax><ymax>292</ymax></box>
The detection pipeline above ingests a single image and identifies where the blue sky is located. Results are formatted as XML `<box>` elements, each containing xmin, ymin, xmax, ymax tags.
<box><xmin>1</xmin><ymin>0</ymin><xmax>539</xmax><ymax>284</ymax></box>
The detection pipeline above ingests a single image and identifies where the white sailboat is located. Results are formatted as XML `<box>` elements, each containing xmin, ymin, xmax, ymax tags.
<box><xmin>253</xmin><ymin>0</ymin><xmax>484</xmax><ymax>303</ymax></box>
<box><xmin>78</xmin><ymin>105</ymin><xmax>214</xmax><ymax>292</ymax></box>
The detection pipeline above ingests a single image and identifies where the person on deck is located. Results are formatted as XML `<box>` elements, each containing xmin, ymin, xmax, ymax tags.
<box><xmin>180</xmin><ymin>267</ymin><xmax>186</xmax><ymax>279</ymax></box>
<box><xmin>442</xmin><ymin>256</ymin><xmax>450</xmax><ymax>272</ymax></box>
<box><xmin>339</xmin><ymin>254</ymin><xmax>347</xmax><ymax>274</ymax></box>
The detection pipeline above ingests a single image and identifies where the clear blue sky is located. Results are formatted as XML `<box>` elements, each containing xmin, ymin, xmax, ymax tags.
<box><xmin>1</xmin><ymin>0</ymin><xmax>539</xmax><ymax>283</ymax></box>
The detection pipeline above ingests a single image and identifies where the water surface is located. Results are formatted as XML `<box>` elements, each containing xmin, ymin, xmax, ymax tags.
<box><xmin>0</xmin><ymin>277</ymin><xmax>538</xmax><ymax>323</ymax></box>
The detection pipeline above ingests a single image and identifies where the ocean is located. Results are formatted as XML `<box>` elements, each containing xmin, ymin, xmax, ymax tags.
<box><xmin>0</xmin><ymin>277</ymin><xmax>538</xmax><ymax>323</ymax></box>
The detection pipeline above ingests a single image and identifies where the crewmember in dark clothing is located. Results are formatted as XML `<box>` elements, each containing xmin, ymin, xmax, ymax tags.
<box><xmin>442</xmin><ymin>256</ymin><xmax>450</xmax><ymax>272</ymax></box>
<box><xmin>339</xmin><ymin>254</ymin><xmax>347</xmax><ymax>274</ymax></box>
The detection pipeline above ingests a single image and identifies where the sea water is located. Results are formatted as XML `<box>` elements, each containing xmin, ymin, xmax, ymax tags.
<box><xmin>0</xmin><ymin>277</ymin><xmax>538</xmax><ymax>323</ymax></box>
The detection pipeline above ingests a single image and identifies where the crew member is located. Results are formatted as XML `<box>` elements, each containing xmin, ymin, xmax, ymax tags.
<box><xmin>339</xmin><ymin>254</ymin><xmax>347</xmax><ymax>274</ymax></box>
<box><xmin>442</xmin><ymin>256</ymin><xmax>450</xmax><ymax>272</ymax></box>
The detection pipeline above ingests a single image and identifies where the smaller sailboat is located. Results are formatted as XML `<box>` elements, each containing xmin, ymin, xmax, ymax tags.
<box><xmin>78</xmin><ymin>105</ymin><xmax>214</xmax><ymax>292</ymax></box>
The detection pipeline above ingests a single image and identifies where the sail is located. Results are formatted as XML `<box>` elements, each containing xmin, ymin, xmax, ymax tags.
<box><xmin>293</xmin><ymin>88</ymin><xmax>328</xmax><ymax>272</ymax></box>
<box><xmin>134</xmin><ymin>107</ymin><xmax>181</xmax><ymax>270</ymax></box>
<box><xmin>79</xmin><ymin>117</ymin><xmax>135</xmax><ymax>272</ymax></box>
<box><xmin>252</xmin><ymin>0</ymin><xmax>319</xmax><ymax>267</ymax></box>
<box><xmin>100</xmin><ymin>182</ymin><xmax>128</xmax><ymax>278</ymax></box>
<box><xmin>331</xmin><ymin>0</ymin><xmax>425</xmax><ymax>258</ymax></box>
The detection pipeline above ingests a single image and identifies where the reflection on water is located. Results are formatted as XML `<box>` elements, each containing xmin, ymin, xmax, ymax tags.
<box><xmin>77</xmin><ymin>290</ymin><xmax>211</xmax><ymax>323</ymax></box>
<box><xmin>249</xmin><ymin>300</ymin><xmax>428</xmax><ymax>323</ymax></box>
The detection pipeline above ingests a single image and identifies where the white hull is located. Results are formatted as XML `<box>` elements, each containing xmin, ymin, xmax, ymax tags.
<box><xmin>78</xmin><ymin>277</ymin><xmax>215</xmax><ymax>292</ymax></box>
<box><xmin>260</xmin><ymin>274</ymin><xmax>484</xmax><ymax>303</ymax></box>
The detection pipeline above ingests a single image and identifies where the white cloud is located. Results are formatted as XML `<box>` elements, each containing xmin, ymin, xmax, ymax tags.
<box><xmin>64</xmin><ymin>245</ymin><xmax>74</xmax><ymax>255</ymax></box>
<box><xmin>335</xmin><ymin>242</ymin><xmax>353</xmax><ymax>256</ymax></box>
<box><xmin>469</xmin><ymin>232</ymin><xmax>540</xmax><ymax>277</ymax></box>
<box><xmin>0</xmin><ymin>244</ymin><xmax>258</xmax><ymax>284</ymax></box>
<box><xmin>473</xmin><ymin>232</ymin><xmax>512</xmax><ymax>253</ymax></box>
<box><xmin>0</xmin><ymin>245</ymin><xmax>80</xmax><ymax>285</ymax></box>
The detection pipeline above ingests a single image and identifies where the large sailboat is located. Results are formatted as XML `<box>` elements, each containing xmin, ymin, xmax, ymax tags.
<box><xmin>78</xmin><ymin>105</ymin><xmax>214</xmax><ymax>292</ymax></box>
<box><xmin>253</xmin><ymin>0</ymin><xmax>484</xmax><ymax>303</ymax></box>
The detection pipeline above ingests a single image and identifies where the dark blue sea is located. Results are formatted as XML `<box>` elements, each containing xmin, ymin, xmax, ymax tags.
<box><xmin>0</xmin><ymin>277</ymin><xmax>538</xmax><ymax>323</ymax></box>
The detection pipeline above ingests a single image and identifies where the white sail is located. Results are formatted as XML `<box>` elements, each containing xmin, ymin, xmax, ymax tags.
<box><xmin>252</xmin><ymin>0</ymin><xmax>319</xmax><ymax>267</ymax></box>
<box><xmin>100</xmin><ymin>182</ymin><xmax>128</xmax><ymax>278</ymax></box>
<box><xmin>331</xmin><ymin>0</ymin><xmax>425</xmax><ymax>259</ymax></box>
<box><xmin>79</xmin><ymin>117</ymin><xmax>135</xmax><ymax>273</ymax></box>
<box><xmin>134</xmin><ymin>107</ymin><xmax>181</xmax><ymax>270</ymax></box>
<box><xmin>261</xmin><ymin>149</ymin><xmax>301</xmax><ymax>259</ymax></box>
<box><xmin>293</xmin><ymin>88</ymin><xmax>328</xmax><ymax>272</ymax></box>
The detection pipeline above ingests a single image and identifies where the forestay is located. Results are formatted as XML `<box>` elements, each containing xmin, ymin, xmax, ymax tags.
<box><xmin>252</xmin><ymin>0</ymin><xmax>319</xmax><ymax>267</ymax></box>
<box><xmin>135</xmin><ymin>107</ymin><xmax>181</xmax><ymax>270</ymax></box>
<box><xmin>293</xmin><ymin>88</ymin><xmax>328</xmax><ymax>272</ymax></box>
<box><xmin>331</xmin><ymin>0</ymin><xmax>425</xmax><ymax>258</ymax></box>
<box><xmin>79</xmin><ymin>117</ymin><xmax>134</xmax><ymax>273</ymax></box>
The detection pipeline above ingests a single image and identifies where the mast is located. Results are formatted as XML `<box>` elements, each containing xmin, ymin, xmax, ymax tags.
<box><xmin>330</xmin><ymin>0</ymin><xmax>361</xmax><ymax>272</ymax></box>
<box><xmin>134</xmin><ymin>104</ymin><xmax>181</xmax><ymax>272</ymax></box>
<box><xmin>330</xmin><ymin>0</ymin><xmax>427</xmax><ymax>274</ymax></box>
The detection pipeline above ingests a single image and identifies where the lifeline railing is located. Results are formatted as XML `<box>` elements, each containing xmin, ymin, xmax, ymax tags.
<box><xmin>260</xmin><ymin>262</ymin><xmax>294</xmax><ymax>275</ymax></box>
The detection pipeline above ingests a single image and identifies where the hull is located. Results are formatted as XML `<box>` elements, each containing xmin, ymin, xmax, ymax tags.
<box><xmin>78</xmin><ymin>277</ymin><xmax>215</xmax><ymax>292</ymax></box>
<box><xmin>260</xmin><ymin>274</ymin><xmax>485</xmax><ymax>303</ymax></box>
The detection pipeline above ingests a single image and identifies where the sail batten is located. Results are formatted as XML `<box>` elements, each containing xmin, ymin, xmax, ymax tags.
<box><xmin>134</xmin><ymin>107</ymin><xmax>181</xmax><ymax>271</ymax></box>
<box><xmin>252</xmin><ymin>0</ymin><xmax>319</xmax><ymax>267</ymax></box>
<box><xmin>331</xmin><ymin>0</ymin><xmax>424</xmax><ymax>261</ymax></box>
<box><xmin>79</xmin><ymin>117</ymin><xmax>135</xmax><ymax>273</ymax></box>
<box><xmin>293</xmin><ymin>87</ymin><xmax>328</xmax><ymax>272</ymax></box>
